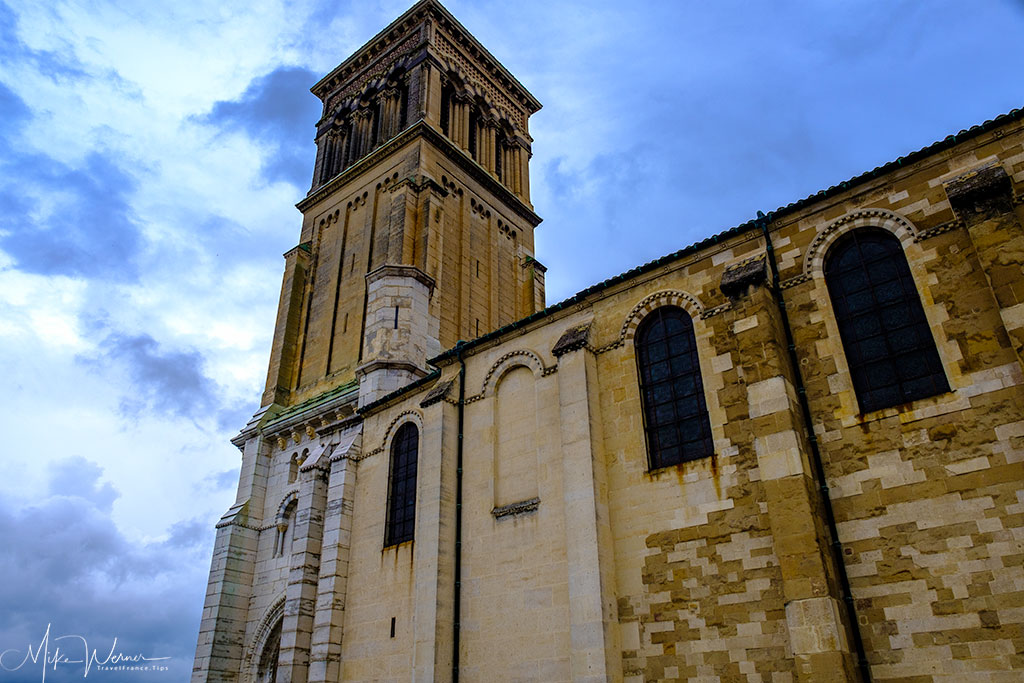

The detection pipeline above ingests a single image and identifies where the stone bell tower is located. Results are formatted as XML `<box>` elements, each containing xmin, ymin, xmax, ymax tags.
<box><xmin>260</xmin><ymin>0</ymin><xmax>545</xmax><ymax>410</ymax></box>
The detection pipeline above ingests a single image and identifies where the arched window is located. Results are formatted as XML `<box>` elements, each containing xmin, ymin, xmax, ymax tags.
<box><xmin>287</xmin><ymin>452</ymin><xmax>299</xmax><ymax>484</ymax></box>
<box><xmin>825</xmin><ymin>228</ymin><xmax>948</xmax><ymax>413</ymax></box>
<box><xmin>635</xmin><ymin>306</ymin><xmax>713</xmax><ymax>469</ymax></box>
<box><xmin>385</xmin><ymin>422</ymin><xmax>418</xmax><ymax>547</ymax></box>
<box><xmin>256</xmin><ymin>618</ymin><xmax>281</xmax><ymax>683</ymax></box>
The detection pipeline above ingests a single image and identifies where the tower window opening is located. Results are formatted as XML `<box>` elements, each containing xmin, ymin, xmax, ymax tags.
<box><xmin>440</xmin><ymin>82</ymin><xmax>453</xmax><ymax>138</ymax></box>
<box><xmin>394</xmin><ymin>305</ymin><xmax>399</xmax><ymax>329</ymax></box>
<box><xmin>399</xmin><ymin>80</ymin><xmax>409</xmax><ymax>131</ymax></box>
<box><xmin>495</xmin><ymin>139</ymin><xmax>503</xmax><ymax>182</ymax></box>
<box><xmin>468</xmin><ymin>107</ymin><xmax>478</xmax><ymax>160</ymax></box>
<box><xmin>370</xmin><ymin>97</ymin><xmax>382</xmax><ymax>149</ymax></box>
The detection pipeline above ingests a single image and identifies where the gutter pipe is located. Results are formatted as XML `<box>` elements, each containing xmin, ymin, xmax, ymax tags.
<box><xmin>758</xmin><ymin>211</ymin><xmax>872</xmax><ymax>682</ymax></box>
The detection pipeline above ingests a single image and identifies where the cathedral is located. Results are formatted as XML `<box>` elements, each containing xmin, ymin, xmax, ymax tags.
<box><xmin>192</xmin><ymin>1</ymin><xmax>1024</xmax><ymax>681</ymax></box>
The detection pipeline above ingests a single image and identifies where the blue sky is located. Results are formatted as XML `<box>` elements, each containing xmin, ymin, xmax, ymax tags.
<box><xmin>0</xmin><ymin>0</ymin><xmax>1021</xmax><ymax>679</ymax></box>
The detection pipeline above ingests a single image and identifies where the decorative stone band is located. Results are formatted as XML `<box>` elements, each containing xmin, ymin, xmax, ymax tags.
<box><xmin>591</xmin><ymin>289</ymin><xmax>708</xmax><ymax>354</ymax></box>
<box><xmin>778</xmin><ymin>215</ymin><xmax>965</xmax><ymax>290</ymax></box>
<box><xmin>491</xmin><ymin>497</ymin><xmax>540</xmax><ymax>519</ymax></box>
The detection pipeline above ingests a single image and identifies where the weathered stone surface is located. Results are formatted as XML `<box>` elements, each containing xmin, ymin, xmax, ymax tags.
<box><xmin>194</xmin><ymin>2</ymin><xmax>1024</xmax><ymax>682</ymax></box>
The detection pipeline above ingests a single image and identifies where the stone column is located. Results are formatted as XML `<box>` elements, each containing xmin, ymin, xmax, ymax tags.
<box><xmin>419</xmin><ymin>63</ymin><xmax>437</xmax><ymax>126</ymax></box>
<box><xmin>349</xmin><ymin>109</ymin><xmax>370</xmax><ymax>164</ymax></box>
<box><xmin>308</xmin><ymin>427</ymin><xmax>362</xmax><ymax>683</ymax></box>
<box><xmin>311</xmin><ymin>132</ymin><xmax>329</xmax><ymax>188</ymax></box>
<box><xmin>521</xmin><ymin>255</ymin><xmax>546</xmax><ymax>315</ymax></box>
<box><xmin>451</xmin><ymin>94</ymin><xmax>470</xmax><ymax>149</ymax></box>
<box><xmin>412</xmin><ymin>382</ymin><xmax>459</xmax><ymax>682</ymax></box>
<box><xmin>481</xmin><ymin>120</ymin><xmax>496</xmax><ymax>173</ymax></box>
<box><xmin>415</xmin><ymin>176</ymin><xmax>448</xmax><ymax>275</ymax></box>
<box><xmin>191</xmin><ymin>433</ymin><xmax>270</xmax><ymax>682</ymax></box>
<box><xmin>379</xmin><ymin>88</ymin><xmax>400</xmax><ymax>141</ymax></box>
<box><xmin>719</xmin><ymin>259</ymin><xmax>859</xmax><ymax>681</ymax></box>
<box><xmin>277</xmin><ymin>457</ymin><xmax>329</xmax><ymax>683</ymax></box>
<box><xmin>944</xmin><ymin>164</ymin><xmax>1024</xmax><ymax>370</ymax></box>
<box><xmin>191</xmin><ymin>508</ymin><xmax>258</xmax><ymax>682</ymax></box>
<box><xmin>552</xmin><ymin>324</ymin><xmax>622</xmax><ymax>683</ymax></box>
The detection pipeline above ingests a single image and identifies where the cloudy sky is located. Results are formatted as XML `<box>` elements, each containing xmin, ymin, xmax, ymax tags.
<box><xmin>1</xmin><ymin>0</ymin><xmax>1021</xmax><ymax>679</ymax></box>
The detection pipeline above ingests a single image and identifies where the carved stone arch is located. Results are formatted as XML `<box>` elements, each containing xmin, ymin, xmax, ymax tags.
<box><xmin>369</xmin><ymin>409</ymin><xmax>424</xmax><ymax>457</ymax></box>
<box><xmin>481</xmin><ymin>350</ymin><xmax>547</xmax><ymax>398</ymax></box>
<box><xmin>242</xmin><ymin>595</ymin><xmax>285</xmax><ymax>683</ymax></box>
<box><xmin>439</xmin><ymin>58</ymin><xmax>469</xmax><ymax>90</ymax></box>
<box><xmin>803</xmin><ymin>208</ymin><xmax>920</xmax><ymax>281</ymax></box>
<box><xmin>274</xmin><ymin>491</ymin><xmax>298</xmax><ymax>527</ymax></box>
<box><xmin>620</xmin><ymin>290</ymin><xmax>705</xmax><ymax>346</ymax></box>
<box><xmin>497</xmin><ymin>116</ymin><xmax>516</xmax><ymax>138</ymax></box>
<box><xmin>385</xmin><ymin>54</ymin><xmax>412</xmax><ymax>83</ymax></box>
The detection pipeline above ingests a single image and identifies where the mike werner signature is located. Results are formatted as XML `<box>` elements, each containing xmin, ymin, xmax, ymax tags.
<box><xmin>0</xmin><ymin>624</ymin><xmax>171</xmax><ymax>680</ymax></box>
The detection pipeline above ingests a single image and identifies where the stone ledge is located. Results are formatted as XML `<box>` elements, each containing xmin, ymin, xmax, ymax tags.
<box><xmin>552</xmin><ymin>323</ymin><xmax>591</xmax><ymax>357</ymax></box>
<box><xmin>720</xmin><ymin>256</ymin><xmax>767</xmax><ymax>299</ymax></box>
<box><xmin>420</xmin><ymin>379</ymin><xmax>454</xmax><ymax>407</ymax></box>
<box><xmin>355</xmin><ymin>358</ymin><xmax>430</xmax><ymax>378</ymax></box>
<box><xmin>944</xmin><ymin>164</ymin><xmax>1012</xmax><ymax>214</ymax></box>
<box><xmin>365</xmin><ymin>264</ymin><xmax>436</xmax><ymax>291</ymax></box>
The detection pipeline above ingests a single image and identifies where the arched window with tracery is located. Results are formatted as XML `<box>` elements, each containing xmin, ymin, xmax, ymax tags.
<box><xmin>635</xmin><ymin>306</ymin><xmax>713</xmax><ymax>469</ymax></box>
<box><xmin>385</xmin><ymin>422</ymin><xmax>418</xmax><ymax>547</ymax></box>
<box><xmin>824</xmin><ymin>228</ymin><xmax>948</xmax><ymax>413</ymax></box>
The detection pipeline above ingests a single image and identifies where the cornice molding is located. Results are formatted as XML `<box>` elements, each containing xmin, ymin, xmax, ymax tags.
<box><xmin>311</xmin><ymin>0</ymin><xmax>540</xmax><ymax>114</ymax></box>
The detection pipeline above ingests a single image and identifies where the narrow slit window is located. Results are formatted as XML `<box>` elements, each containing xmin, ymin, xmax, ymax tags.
<box><xmin>635</xmin><ymin>306</ymin><xmax>713</xmax><ymax>469</ymax></box>
<box><xmin>825</xmin><ymin>228</ymin><xmax>948</xmax><ymax>413</ymax></box>
<box><xmin>385</xmin><ymin>422</ymin><xmax>418</xmax><ymax>547</ymax></box>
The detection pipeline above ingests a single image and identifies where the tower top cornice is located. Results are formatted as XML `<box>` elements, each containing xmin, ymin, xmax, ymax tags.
<box><xmin>311</xmin><ymin>0</ymin><xmax>541</xmax><ymax>115</ymax></box>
